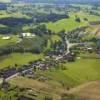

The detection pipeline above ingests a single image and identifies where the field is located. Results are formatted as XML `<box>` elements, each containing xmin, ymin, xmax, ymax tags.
<box><xmin>9</xmin><ymin>58</ymin><xmax>100</xmax><ymax>87</ymax></box>
<box><xmin>0</xmin><ymin>3</ymin><xmax>100</xmax><ymax>100</ymax></box>
<box><xmin>46</xmin><ymin>11</ymin><xmax>100</xmax><ymax>32</ymax></box>
<box><xmin>0</xmin><ymin>11</ymin><xmax>30</xmax><ymax>19</ymax></box>
<box><xmin>8</xmin><ymin>58</ymin><xmax>100</xmax><ymax>100</ymax></box>
<box><xmin>0</xmin><ymin>35</ymin><xmax>19</xmax><ymax>47</ymax></box>
<box><xmin>86</xmin><ymin>25</ymin><xmax>100</xmax><ymax>37</ymax></box>
<box><xmin>35</xmin><ymin>58</ymin><xmax>100</xmax><ymax>87</ymax></box>
<box><xmin>9</xmin><ymin>76</ymin><xmax>65</xmax><ymax>100</ymax></box>
<box><xmin>0</xmin><ymin>53</ymin><xmax>44</xmax><ymax>69</ymax></box>
<box><xmin>70</xmin><ymin>81</ymin><xmax>100</xmax><ymax>100</ymax></box>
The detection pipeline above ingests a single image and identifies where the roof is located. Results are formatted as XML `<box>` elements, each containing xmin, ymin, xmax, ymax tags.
<box><xmin>21</xmin><ymin>33</ymin><xmax>36</xmax><ymax>37</ymax></box>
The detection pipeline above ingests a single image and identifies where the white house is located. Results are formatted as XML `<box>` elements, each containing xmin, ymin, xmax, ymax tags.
<box><xmin>21</xmin><ymin>33</ymin><xmax>36</xmax><ymax>38</ymax></box>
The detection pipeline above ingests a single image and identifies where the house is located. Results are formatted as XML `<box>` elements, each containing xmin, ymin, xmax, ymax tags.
<box><xmin>0</xmin><ymin>68</ymin><xmax>18</xmax><ymax>79</ymax></box>
<box><xmin>63</xmin><ymin>53</ymin><xmax>76</xmax><ymax>62</ymax></box>
<box><xmin>21</xmin><ymin>33</ymin><xmax>35</xmax><ymax>38</ymax></box>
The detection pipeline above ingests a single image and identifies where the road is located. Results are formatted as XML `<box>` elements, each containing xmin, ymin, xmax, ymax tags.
<box><xmin>5</xmin><ymin>37</ymin><xmax>79</xmax><ymax>81</ymax></box>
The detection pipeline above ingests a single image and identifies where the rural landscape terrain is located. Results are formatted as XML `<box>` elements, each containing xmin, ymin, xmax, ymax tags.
<box><xmin>0</xmin><ymin>0</ymin><xmax>100</xmax><ymax>100</ymax></box>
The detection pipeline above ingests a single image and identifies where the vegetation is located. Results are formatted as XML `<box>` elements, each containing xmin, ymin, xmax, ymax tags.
<box><xmin>0</xmin><ymin>53</ymin><xmax>44</xmax><ymax>69</ymax></box>
<box><xmin>0</xmin><ymin>2</ymin><xmax>100</xmax><ymax>100</ymax></box>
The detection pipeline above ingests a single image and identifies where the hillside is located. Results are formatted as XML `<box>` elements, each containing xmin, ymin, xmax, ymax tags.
<box><xmin>0</xmin><ymin>0</ymin><xmax>11</xmax><ymax>3</ymax></box>
<box><xmin>12</xmin><ymin>0</ymin><xmax>100</xmax><ymax>4</ymax></box>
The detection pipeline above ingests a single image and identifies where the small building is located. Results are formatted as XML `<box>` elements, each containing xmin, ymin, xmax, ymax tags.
<box><xmin>63</xmin><ymin>53</ymin><xmax>76</xmax><ymax>62</ymax></box>
<box><xmin>21</xmin><ymin>33</ymin><xmax>35</xmax><ymax>38</ymax></box>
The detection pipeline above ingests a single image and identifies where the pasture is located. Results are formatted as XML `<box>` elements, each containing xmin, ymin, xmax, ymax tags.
<box><xmin>0</xmin><ymin>53</ymin><xmax>44</xmax><ymax>69</ymax></box>
<box><xmin>35</xmin><ymin>58</ymin><xmax>100</xmax><ymax>87</ymax></box>
<box><xmin>8</xmin><ymin>58</ymin><xmax>100</xmax><ymax>100</ymax></box>
<box><xmin>0</xmin><ymin>35</ymin><xmax>19</xmax><ymax>47</ymax></box>
<box><xmin>46</xmin><ymin>12</ymin><xmax>100</xmax><ymax>32</ymax></box>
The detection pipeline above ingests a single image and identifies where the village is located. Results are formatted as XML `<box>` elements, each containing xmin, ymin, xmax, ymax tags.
<box><xmin>0</xmin><ymin>1</ymin><xmax>100</xmax><ymax>100</ymax></box>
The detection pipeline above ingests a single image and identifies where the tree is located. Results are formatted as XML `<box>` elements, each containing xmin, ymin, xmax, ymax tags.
<box><xmin>75</xmin><ymin>17</ymin><xmax>81</xmax><ymax>22</ymax></box>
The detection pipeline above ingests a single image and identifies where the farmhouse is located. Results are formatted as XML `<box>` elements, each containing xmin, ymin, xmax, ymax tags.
<box><xmin>21</xmin><ymin>33</ymin><xmax>36</xmax><ymax>38</ymax></box>
<box><xmin>63</xmin><ymin>53</ymin><xmax>76</xmax><ymax>62</ymax></box>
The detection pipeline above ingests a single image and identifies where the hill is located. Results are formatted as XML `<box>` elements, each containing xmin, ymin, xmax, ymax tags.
<box><xmin>12</xmin><ymin>0</ymin><xmax>100</xmax><ymax>4</ymax></box>
<box><xmin>0</xmin><ymin>0</ymin><xmax>11</xmax><ymax>3</ymax></box>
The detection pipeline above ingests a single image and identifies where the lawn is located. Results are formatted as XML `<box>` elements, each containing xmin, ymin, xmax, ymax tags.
<box><xmin>46</xmin><ymin>12</ymin><xmax>100</xmax><ymax>33</ymax></box>
<box><xmin>0</xmin><ymin>53</ymin><xmax>44</xmax><ymax>69</ymax></box>
<box><xmin>0</xmin><ymin>35</ymin><xmax>19</xmax><ymax>47</ymax></box>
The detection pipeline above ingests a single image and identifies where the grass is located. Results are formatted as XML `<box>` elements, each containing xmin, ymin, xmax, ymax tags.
<box><xmin>0</xmin><ymin>53</ymin><xmax>44</xmax><ymax>69</ymax></box>
<box><xmin>35</xmin><ymin>58</ymin><xmax>100</xmax><ymax>87</ymax></box>
<box><xmin>51</xmin><ymin>35</ymin><xmax>61</xmax><ymax>42</ymax></box>
<box><xmin>0</xmin><ymin>35</ymin><xmax>19</xmax><ymax>47</ymax></box>
<box><xmin>0</xmin><ymin>11</ymin><xmax>30</xmax><ymax>19</ymax></box>
<box><xmin>9</xmin><ymin>76</ymin><xmax>66</xmax><ymax>100</ymax></box>
<box><xmin>9</xmin><ymin>58</ymin><xmax>100</xmax><ymax>99</ymax></box>
<box><xmin>46</xmin><ymin>11</ymin><xmax>100</xmax><ymax>33</ymax></box>
<box><xmin>46</xmin><ymin>17</ymin><xmax>87</xmax><ymax>33</ymax></box>
<box><xmin>0</xmin><ymin>24</ymin><xmax>8</xmax><ymax>28</ymax></box>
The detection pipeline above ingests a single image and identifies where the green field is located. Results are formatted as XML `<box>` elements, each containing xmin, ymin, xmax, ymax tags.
<box><xmin>36</xmin><ymin>58</ymin><xmax>100</xmax><ymax>87</ymax></box>
<box><xmin>0</xmin><ymin>11</ymin><xmax>30</xmax><ymax>19</ymax></box>
<box><xmin>46</xmin><ymin>12</ymin><xmax>100</xmax><ymax>32</ymax></box>
<box><xmin>0</xmin><ymin>35</ymin><xmax>19</xmax><ymax>47</ymax></box>
<box><xmin>8</xmin><ymin>58</ymin><xmax>100</xmax><ymax>100</ymax></box>
<box><xmin>0</xmin><ymin>53</ymin><xmax>44</xmax><ymax>69</ymax></box>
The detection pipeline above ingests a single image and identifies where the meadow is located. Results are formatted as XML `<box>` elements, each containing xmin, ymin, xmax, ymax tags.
<box><xmin>35</xmin><ymin>58</ymin><xmax>100</xmax><ymax>87</ymax></box>
<box><xmin>46</xmin><ymin>12</ymin><xmax>100</xmax><ymax>32</ymax></box>
<box><xmin>0</xmin><ymin>53</ymin><xmax>44</xmax><ymax>69</ymax></box>
<box><xmin>0</xmin><ymin>35</ymin><xmax>19</xmax><ymax>47</ymax></box>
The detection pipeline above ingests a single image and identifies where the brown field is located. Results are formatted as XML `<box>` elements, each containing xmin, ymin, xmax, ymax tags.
<box><xmin>86</xmin><ymin>25</ymin><xmax>100</xmax><ymax>37</ymax></box>
<box><xmin>9</xmin><ymin>76</ymin><xmax>100</xmax><ymax>100</ymax></box>
<box><xmin>9</xmin><ymin>76</ymin><xmax>68</xmax><ymax>100</ymax></box>
<box><xmin>69</xmin><ymin>80</ymin><xmax>100</xmax><ymax>100</ymax></box>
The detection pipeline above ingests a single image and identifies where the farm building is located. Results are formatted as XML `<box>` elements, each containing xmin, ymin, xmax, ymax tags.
<box><xmin>21</xmin><ymin>33</ymin><xmax>36</xmax><ymax>38</ymax></box>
